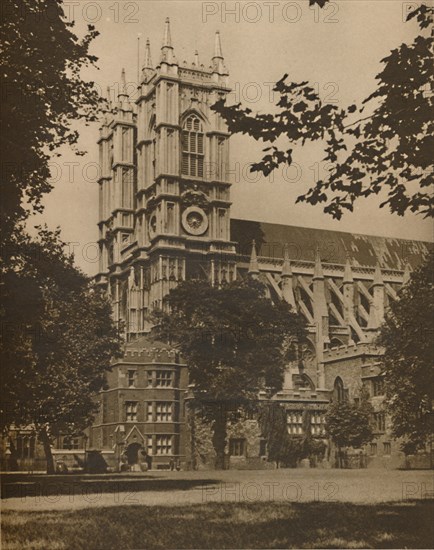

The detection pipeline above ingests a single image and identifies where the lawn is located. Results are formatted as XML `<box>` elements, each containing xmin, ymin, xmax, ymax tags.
<box><xmin>3</xmin><ymin>468</ymin><xmax>433</xmax><ymax>507</ymax></box>
<box><xmin>2</xmin><ymin>499</ymin><xmax>433</xmax><ymax>549</ymax></box>
<box><xmin>2</xmin><ymin>470</ymin><xmax>433</xmax><ymax>549</ymax></box>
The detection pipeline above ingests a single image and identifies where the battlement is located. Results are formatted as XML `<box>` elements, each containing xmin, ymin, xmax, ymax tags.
<box><xmin>323</xmin><ymin>341</ymin><xmax>383</xmax><ymax>361</ymax></box>
<box><xmin>121</xmin><ymin>347</ymin><xmax>183</xmax><ymax>364</ymax></box>
<box><xmin>179</xmin><ymin>65</ymin><xmax>213</xmax><ymax>80</ymax></box>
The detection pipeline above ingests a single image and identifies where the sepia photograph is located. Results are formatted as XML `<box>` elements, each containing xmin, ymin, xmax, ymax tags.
<box><xmin>1</xmin><ymin>0</ymin><xmax>433</xmax><ymax>548</ymax></box>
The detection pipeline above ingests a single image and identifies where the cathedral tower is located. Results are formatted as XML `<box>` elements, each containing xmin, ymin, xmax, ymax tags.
<box><xmin>97</xmin><ymin>20</ymin><xmax>237</xmax><ymax>339</ymax></box>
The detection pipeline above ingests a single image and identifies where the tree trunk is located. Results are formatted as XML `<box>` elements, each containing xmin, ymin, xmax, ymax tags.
<box><xmin>39</xmin><ymin>427</ymin><xmax>55</xmax><ymax>474</ymax></box>
<box><xmin>211</xmin><ymin>408</ymin><xmax>227</xmax><ymax>470</ymax></box>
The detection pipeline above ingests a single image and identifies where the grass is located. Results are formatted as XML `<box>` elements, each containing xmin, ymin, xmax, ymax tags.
<box><xmin>2</xmin><ymin>499</ymin><xmax>433</xmax><ymax>550</ymax></box>
<box><xmin>3</xmin><ymin>468</ymin><xmax>433</xmax><ymax>505</ymax></box>
<box><xmin>1</xmin><ymin>473</ymin><xmax>218</xmax><ymax>500</ymax></box>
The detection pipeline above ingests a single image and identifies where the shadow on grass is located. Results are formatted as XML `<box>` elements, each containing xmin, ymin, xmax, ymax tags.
<box><xmin>2</xmin><ymin>500</ymin><xmax>433</xmax><ymax>549</ymax></box>
<box><xmin>1</xmin><ymin>473</ymin><xmax>219</xmax><ymax>499</ymax></box>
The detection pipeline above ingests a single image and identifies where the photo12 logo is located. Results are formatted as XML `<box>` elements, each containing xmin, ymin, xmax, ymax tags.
<box><xmin>202</xmin><ymin>481</ymin><xmax>339</xmax><ymax>502</ymax></box>
<box><xmin>63</xmin><ymin>2</ymin><xmax>140</xmax><ymax>24</ymax></box>
<box><xmin>202</xmin><ymin>2</ymin><xmax>339</xmax><ymax>24</ymax></box>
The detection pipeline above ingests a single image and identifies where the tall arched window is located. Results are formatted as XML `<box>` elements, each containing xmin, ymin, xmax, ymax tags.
<box><xmin>181</xmin><ymin>115</ymin><xmax>204</xmax><ymax>177</ymax></box>
<box><xmin>334</xmin><ymin>376</ymin><xmax>345</xmax><ymax>402</ymax></box>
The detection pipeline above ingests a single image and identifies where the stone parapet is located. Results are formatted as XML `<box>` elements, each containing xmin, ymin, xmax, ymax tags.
<box><xmin>122</xmin><ymin>347</ymin><xmax>182</xmax><ymax>364</ymax></box>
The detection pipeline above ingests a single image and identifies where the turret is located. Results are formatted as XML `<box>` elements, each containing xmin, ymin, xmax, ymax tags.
<box><xmin>248</xmin><ymin>240</ymin><xmax>260</xmax><ymax>278</ymax></box>
<box><xmin>142</xmin><ymin>38</ymin><xmax>154</xmax><ymax>82</ymax></box>
<box><xmin>342</xmin><ymin>251</ymin><xmax>356</xmax><ymax>343</ymax></box>
<box><xmin>312</xmin><ymin>246</ymin><xmax>329</xmax><ymax>387</ymax></box>
<box><xmin>313</xmin><ymin>245</ymin><xmax>324</xmax><ymax>281</ymax></box>
<box><xmin>342</xmin><ymin>252</ymin><xmax>355</xmax><ymax>321</ymax></box>
<box><xmin>366</xmin><ymin>297</ymin><xmax>380</xmax><ymax>342</ymax></box>
<box><xmin>343</xmin><ymin>252</ymin><xmax>353</xmax><ymax>284</ymax></box>
<box><xmin>116</xmin><ymin>68</ymin><xmax>132</xmax><ymax>112</ymax></box>
<box><xmin>281</xmin><ymin>244</ymin><xmax>296</xmax><ymax>309</ymax></box>
<box><xmin>211</xmin><ymin>31</ymin><xmax>228</xmax><ymax>85</ymax></box>
<box><xmin>106</xmin><ymin>85</ymin><xmax>112</xmax><ymax>113</ymax></box>
<box><xmin>312</xmin><ymin>247</ymin><xmax>329</xmax><ymax>322</ymax></box>
<box><xmin>99</xmin><ymin>86</ymin><xmax>112</xmax><ymax>138</ymax></box>
<box><xmin>159</xmin><ymin>17</ymin><xmax>177</xmax><ymax>70</ymax></box>
<box><xmin>372</xmin><ymin>261</ymin><xmax>385</xmax><ymax>323</ymax></box>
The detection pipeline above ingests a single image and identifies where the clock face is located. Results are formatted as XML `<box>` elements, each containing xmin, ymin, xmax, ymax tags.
<box><xmin>181</xmin><ymin>206</ymin><xmax>208</xmax><ymax>236</ymax></box>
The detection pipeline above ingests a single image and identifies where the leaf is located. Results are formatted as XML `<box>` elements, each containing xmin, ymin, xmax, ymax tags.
<box><xmin>211</xmin><ymin>8</ymin><xmax>433</xmax><ymax>219</ymax></box>
<box><xmin>309</xmin><ymin>0</ymin><xmax>330</xmax><ymax>6</ymax></box>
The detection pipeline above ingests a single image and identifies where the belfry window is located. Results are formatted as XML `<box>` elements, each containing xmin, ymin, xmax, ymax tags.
<box><xmin>181</xmin><ymin>115</ymin><xmax>204</xmax><ymax>177</ymax></box>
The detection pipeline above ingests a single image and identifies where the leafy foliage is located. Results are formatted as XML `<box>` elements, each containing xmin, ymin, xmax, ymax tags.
<box><xmin>325</xmin><ymin>399</ymin><xmax>374</xmax><ymax>451</ymax></box>
<box><xmin>1</xmin><ymin>0</ymin><xmax>101</xmax><ymax>242</ymax></box>
<box><xmin>153</xmin><ymin>279</ymin><xmax>306</xmax><ymax>468</ymax></box>
<box><xmin>212</xmin><ymin>5</ymin><xmax>433</xmax><ymax>219</ymax></box>
<box><xmin>259</xmin><ymin>402</ymin><xmax>292</xmax><ymax>466</ymax></box>
<box><xmin>155</xmin><ymin>280</ymin><xmax>305</xmax><ymax>401</ymax></box>
<box><xmin>1</xmin><ymin>1</ymin><xmax>106</xmax><ymax>472</ymax></box>
<box><xmin>379</xmin><ymin>252</ymin><xmax>434</xmax><ymax>454</ymax></box>
<box><xmin>0</xmin><ymin>228</ymin><xmax>123</xmax><ymax>471</ymax></box>
<box><xmin>259</xmin><ymin>403</ymin><xmax>325</xmax><ymax>467</ymax></box>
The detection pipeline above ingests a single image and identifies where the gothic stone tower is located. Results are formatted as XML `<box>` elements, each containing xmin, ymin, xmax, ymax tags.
<box><xmin>96</xmin><ymin>19</ymin><xmax>236</xmax><ymax>340</ymax></box>
<box><xmin>91</xmin><ymin>20</ymin><xmax>236</xmax><ymax>470</ymax></box>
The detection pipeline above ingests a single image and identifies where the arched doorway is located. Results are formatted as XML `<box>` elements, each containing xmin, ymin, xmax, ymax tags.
<box><xmin>125</xmin><ymin>442</ymin><xmax>142</xmax><ymax>466</ymax></box>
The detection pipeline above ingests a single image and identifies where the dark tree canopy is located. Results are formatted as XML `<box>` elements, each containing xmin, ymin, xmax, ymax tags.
<box><xmin>212</xmin><ymin>5</ymin><xmax>433</xmax><ymax>219</ymax></box>
<box><xmin>259</xmin><ymin>403</ymin><xmax>325</xmax><ymax>467</ymax></box>
<box><xmin>155</xmin><ymin>280</ymin><xmax>305</xmax><ymax>401</ymax></box>
<box><xmin>0</xmin><ymin>229</ymin><xmax>123</xmax><ymax>472</ymax></box>
<box><xmin>379</xmin><ymin>252</ymin><xmax>434</xmax><ymax>454</ymax></box>
<box><xmin>1</xmin><ymin>0</ymin><xmax>101</xmax><ymax>243</ymax></box>
<box><xmin>153</xmin><ymin>279</ymin><xmax>306</xmax><ymax>468</ymax></box>
<box><xmin>325</xmin><ymin>399</ymin><xmax>374</xmax><ymax>452</ymax></box>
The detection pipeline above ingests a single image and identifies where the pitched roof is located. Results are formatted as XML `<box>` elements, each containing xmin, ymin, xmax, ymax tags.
<box><xmin>230</xmin><ymin>219</ymin><xmax>431</xmax><ymax>270</ymax></box>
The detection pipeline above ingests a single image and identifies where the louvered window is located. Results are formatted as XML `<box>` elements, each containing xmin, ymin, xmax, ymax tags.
<box><xmin>181</xmin><ymin>115</ymin><xmax>204</xmax><ymax>177</ymax></box>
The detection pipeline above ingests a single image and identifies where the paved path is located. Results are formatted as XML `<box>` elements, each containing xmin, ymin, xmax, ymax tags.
<box><xmin>2</xmin><ymin>469</ymin><xmax>433</xmax><ymax>511</ymax></box>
